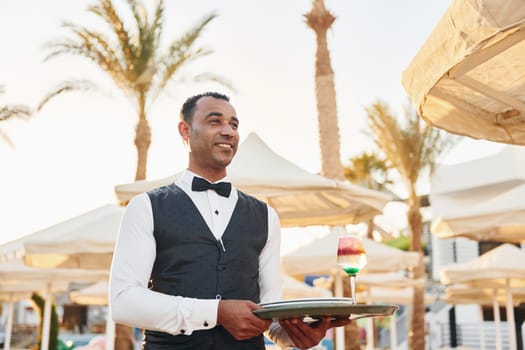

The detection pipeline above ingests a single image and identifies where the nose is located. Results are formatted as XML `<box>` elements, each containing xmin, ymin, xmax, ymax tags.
<box><xmin>220</xmin><ymin>123</ymin><xmax>235</xmax><ymax>137</ymax></box>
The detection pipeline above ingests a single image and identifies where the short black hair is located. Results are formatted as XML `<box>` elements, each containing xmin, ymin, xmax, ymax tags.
<box><xmin>180</xmin><ymin>92</ymin><xmax>230</xmax><ymax>123</ymax></box>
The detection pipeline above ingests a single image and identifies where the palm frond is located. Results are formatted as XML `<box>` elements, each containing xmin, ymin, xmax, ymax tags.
<box><xmin>38</xmin><ymin>80</ymin><xmax>98</xmax><ymax>111</ymax></box>
<box><xmin>344</xmin><ymin>151</ymin><xmax>391</xmax><ymax>190</ymax></box>
<box><xmin>0</xmin><ymin>129</ymin><xmax>15</xmax><ymax>148</ymax></box>
<box><xmin>367</xmin><ymin>103</ymin><xmax>407</xmax><ymax>179</ymax></box>
<box><xmin>0</xmin><ymin>84</ymin><xmax>32</xmax><ymax>122</ymax></box>
<box><xmin>126</xmin><ymin>0</ymin><xmax>147</xmax><ymax>30</ymax></box>
<box><xmin>0</xmin><ymin>91</ymin><xmax>32</xmax><ymax>148</ymax></box>
<box><xmin>156</xmin><ymin>12</ymin><xmax>217</xmax><ymax>82</ymax></box>
<box><xmin>366</xmin><ymin>100</ymin><xmax>456</xmax><ymax>190</ymax></box>
<box><xmin>157</xmin><ymin>47</ymin><xmax>212</xmax><ymax>87</ymax></box>
<box><xmin>117</xmin><ymin>1</ymin><xmax>164</xmax><ymax>91</ymax></box>
<box><xmin>44</xmin><ymin>22</ymin><xmax>131</xmax><ymax>90</ymax></box>
<box><xmin>191</xmin><ymin>73</ymin><xmax>236</xmax><ymax>92</ymax></box>
<box><xmin>0</xmin><ymin>106</ymin><xmax>32</xmax><ymax>122</ymax></box>
<box><xmin>166</xmin><ymin>12</ymin><xmax>217</xmax><ymax>57</ymax></box>
<box><xmin>88</xmin><ymin>0</ymin><xmax>136</xmax><ymax>69</ymax></box>
<box><xmin>151</xmin><ymin>0</ymin><xmax>165</xmax><ymax>44</ymax></box>
<box><xmin>125</xmin><ymin>0</ymin><xmax>147</xmax><ymax>61</ymax></box>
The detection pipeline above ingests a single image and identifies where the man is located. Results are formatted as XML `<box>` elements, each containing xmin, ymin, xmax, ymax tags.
<box><xmin>109</xmin><ymin>92</ymin><xmax>351</xmax><ymax>349</ymax></box>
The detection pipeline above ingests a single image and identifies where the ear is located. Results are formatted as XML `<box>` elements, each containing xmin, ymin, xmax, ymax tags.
<box><xmin>178</xmin><ymin>120</ymin><xmax>190</xmax><ymax>142</ymax></box>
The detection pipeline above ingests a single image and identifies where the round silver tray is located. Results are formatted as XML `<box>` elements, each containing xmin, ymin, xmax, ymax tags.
<box><xmin>253</xmin><ymin>298</ymin><xmax>398</xmax><ymax>320</ymax></box>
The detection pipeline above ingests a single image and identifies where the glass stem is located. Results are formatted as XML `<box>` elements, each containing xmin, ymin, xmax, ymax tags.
<box><xmin>350</xmin><ymin>274</ymin><xmax>356</xmax><ymax>304</ymax></box>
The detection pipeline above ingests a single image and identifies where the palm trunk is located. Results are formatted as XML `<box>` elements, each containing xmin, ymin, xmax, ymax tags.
<box><xmin>408</xmin><ymin>190</ymin><xmax>425</xmax><ymax>350</ymax></box>
<box><xmin>306</xmin><ymin>2</ymin><xmax>356</xmax><ymax>349</ymax></box>
<box><xmin>366</xmin><ymin>219</ymin><xmax>374</xmax><ymax>239</ymax></box>
<box><xmin>305</xmin><ymin>0</ymin><xmax>344</xmax><ymax>180</ymax></box>
<box><xmin>134</xmin><ymin>93</ymin><xmax>151</xmax><ymax>181</ymax></box>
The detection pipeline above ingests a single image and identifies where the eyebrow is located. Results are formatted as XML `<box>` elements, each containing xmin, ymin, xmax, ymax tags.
<box><xmin>206</xmin><ymin>112</ymin><xmax>239</xmax><ymax>124</ymax></box>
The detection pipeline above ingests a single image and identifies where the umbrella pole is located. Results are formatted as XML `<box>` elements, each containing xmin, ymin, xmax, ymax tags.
<box><xmin>105</xmin><ymin>313</ymin><xmax>116</xmax><ymax>350</ymax></box>
<box><xmin>41</xmin><ymin>282</ymin><xmax>52</xmax><ymax>350</ymax></box>
<box><xmin>478</xmin><ymin>305</ymin><xmax>485</xmax><ymax>350</ymax></box>
<box><xmin>366</xmin><ymin>291</ymin><xmax>373</xmax><ymax>350</ymax></box>
<box><xmin>5</xmin><ymin>294</ymin><xmax>14</xmax><ymax>350</ymax></box>
<box><xmin>366</xmin><ymin>318</ymin><xmax>374</xmax><ymax>350</ymax></box>
<box><xmin>390</xmin><ymin>311</ymin><xmax>397</xmax><ymax>350</ymax></box>
<box><xmin>493</xmin><ymin>289</ymin><xmax>502</xmax><ymax>350</ymax></box>
<box><xmin>505</xmin><ymin>279</ymin><xmax>517</xmax><ymax>350</ymax></box>
<box><xmin>334</xmin><ymin>269</ymin><xmax>344</xmax><ymax>350</ymax></box>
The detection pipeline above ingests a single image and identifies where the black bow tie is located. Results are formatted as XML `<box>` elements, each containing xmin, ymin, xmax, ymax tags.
<box><xmin>191</xmin><ymin>177</ymin><xmax>232</xmax><ymax>197</ymax></box>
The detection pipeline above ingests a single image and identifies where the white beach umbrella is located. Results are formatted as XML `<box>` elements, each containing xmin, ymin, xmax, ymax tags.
<box><xmin>70</xmin><ymin>281</ymin><xmax>109</xmax><ymax>305</ymax></box>
<box><xmin>69</xmin><ymin>281</ymin><xmax>115</xmax><ymax>350</ymax></box>
<box><xmin>281</xmin><ymin>274</ymin><xmax>331</xmax><ymax>300</ymax></box>
<box><xmin>281</xmin><ymin>233</ymin><xmax>420</xmax><ymax>350</ymax></box>
<box><xmin>0</xmin><ymin>258</ymin><xmax>108</xmax><ymax>350</ymax></box>
<box><xmin>431</xmin><ymin>146</ymin><xmax>525</xmax><ymax>243</ymax></box>
<box><xmin>115</xmin><ymin>133</ymin><xmax>391</xmax><ymax>227</ymax></box>
<box><xmin>443</xmin><ymin>284</ymin><xmax>525</xmax><ymax>306</ymax></box>
<box><xmin>17</xmin><ymin>205</ymin><xmax>124</xmax><ymax>270</ymax></box>
<box><xmin>402</xmin><ymin>0</ymin><xmax>525</xmax><ymax>144</ymax></box>
<box><xmin>442</xmin><ymin>285</ymin><xmax>525</xmax><ymax>350</ymax></box>
<box><xmin>356</xmin><ymin>273</ymin><xmax>432</xmax><ymax>350</ymax></box>
<box><xmin>0</xmin><ymin>277</ymin><xmax>72</xmax><ymax>350</ymax></box>
<box><xmin>281</xmin><ymin>232</ymin><xmax>420</xmax><ymax>276</ymax></box>
<box><xmin>0</xmin><ymin>291</ymin><xmax>29</xmax><ymax>350</ymax></box>
<box><xmin>440</xmin><ymin>244</ymin><xmax>525</xmax><ymax>350</ymax></box>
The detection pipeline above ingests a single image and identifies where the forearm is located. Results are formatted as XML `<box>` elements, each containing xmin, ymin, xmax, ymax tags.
<box><xmin>110</xmin><ymin>281</ymin><xmax>219</xmax><ymax>335</ymax></box>
<box><xmin>109</xmin><ymin>193</ymin><xmax>218</xmax><ymax>335</ymax></box>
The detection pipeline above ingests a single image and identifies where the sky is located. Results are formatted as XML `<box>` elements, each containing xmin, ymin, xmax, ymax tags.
<box><xmin>0</xmin><ymin>0</ymin><xmax>506</xmax><ymax>246</ymax></box>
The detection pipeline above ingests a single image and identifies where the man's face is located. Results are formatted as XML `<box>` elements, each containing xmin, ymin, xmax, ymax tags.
<box><xmin>182</xmin><ymin>96</ymin><xmax>239</xmax><ymax>174</ymax></box>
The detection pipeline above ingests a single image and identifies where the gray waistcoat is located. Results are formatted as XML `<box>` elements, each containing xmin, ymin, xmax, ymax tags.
<box><xmin>143</xmin><ymin>184</ymin><xmax>268</xmax><ymax>350</ymax></box>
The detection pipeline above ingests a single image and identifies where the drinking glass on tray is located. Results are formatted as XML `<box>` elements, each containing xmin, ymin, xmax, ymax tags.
<box><xmin>336</xmin><ymin>234</ymin><xmax>367</xmax><ymax>304</ymax></box>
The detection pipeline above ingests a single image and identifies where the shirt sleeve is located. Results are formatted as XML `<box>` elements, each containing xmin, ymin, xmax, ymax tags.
<box><xmin>258</xmin><ymin>206</ymin><xmax>282</xmax><ymax>304</ymax></box>
<box><xmin>259</xmin><ymin>206</ymin><xmax>296</xmax><ymax>348</ymax></box>
<box><xmin>109</xmin><ymin>193</ymin><xmax>219</xmax><ymax>336</ymax></box>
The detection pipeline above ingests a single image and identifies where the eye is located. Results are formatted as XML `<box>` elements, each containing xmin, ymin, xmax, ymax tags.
<box><xmin>230</xmin><ymin>121</ymin><xmax>239</xmax><ymax>129</ymax></box>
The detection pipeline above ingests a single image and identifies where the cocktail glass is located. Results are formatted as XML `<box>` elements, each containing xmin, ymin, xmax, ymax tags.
<box><xmin>336</xmin><ymin>234</ymin><xmax>367</xmax><ymax>304</ymax></box>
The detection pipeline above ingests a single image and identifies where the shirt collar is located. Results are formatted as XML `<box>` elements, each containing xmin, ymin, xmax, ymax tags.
<box><xmin>178</xmin><ymin>169</ymin><xmax>236</xmax><ymax>199</ymax></box>
<box><xmin>180</xmin><ymin>169</ymin><xmax>230</xmax><ymax>186</ymax></box>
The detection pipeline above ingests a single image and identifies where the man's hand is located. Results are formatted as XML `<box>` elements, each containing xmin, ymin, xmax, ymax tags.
<box><xmin>279</xmin><ymin>316</ymin><xmax>353</xmax><ymax>349</ymax></box>
<box><xmin>217</xmin><ymin>300</ymin><xmax>272</xmax><ymax>340</ymax></box>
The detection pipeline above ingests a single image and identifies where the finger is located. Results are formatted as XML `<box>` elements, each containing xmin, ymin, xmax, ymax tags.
<box><xmin>280</xmin><ymin>318</ymin><xmax>309</xmax><ymax>339</ymax></box>
<box><xmin>249</xmin><ymin>314</ymin><xmax>271</xmax><ymax>329</ymax></box>
<box><xmin>244</xmin><ymin>300</ymin><xmax>260</xmax><ymax>310</ymax></box>
<box><xmin>280</xmin><ymin>319</ymin><xmax>308</xmax><ymax>349</ymax></box>
<box><xmin>319</xmin><ymin>316</ymin><xmax>331</xmax><ymax>328</ymax></box>
<box><xmin>330</xmin><ymin>317</ymin><xmax>353</xmax><ymax>328</ymax></box>
<box><xmin>290</xmin><ymin>318</ymin><xmax>322</xmax><ymax>345</ymax></box>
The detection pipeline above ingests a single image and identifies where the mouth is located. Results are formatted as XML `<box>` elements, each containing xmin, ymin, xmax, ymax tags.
<box><xmin>216</xmin><ymin>143</ymin><xmax>234</xmax><ymax>149</ymax></box>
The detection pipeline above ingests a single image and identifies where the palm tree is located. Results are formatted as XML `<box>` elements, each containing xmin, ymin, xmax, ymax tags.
<box><xmin>344</xmin><ymin>151</ymin><xmax>390</xmax><ymax>191</ymax></box>
<box><xmin>0</xmin><ymin>85</ymin><xmax>32</xmax><ymax>147</ymax></box>
<box><xmin>305</xmin><ymin>1</ymin><xmax>360</xmax><ymax>349</ymax></box>
<box><xmin>366</xmin><ymin>100</ymin><xmax>455</xmax><ymax>350</ymax></box>
<box><xmin>304</xmin><ymin>0</ymin><xmax>344</xmax><ymax>180</ymax></box>
<box><xmin>344</xmin><ymin>152</ymin><xmax>391</xmax><ymax>239</ymax></box>
<box><xmin>39</xmin><ymin>0</ymin><xmax>230</xmax><ymax>180</ymax></box>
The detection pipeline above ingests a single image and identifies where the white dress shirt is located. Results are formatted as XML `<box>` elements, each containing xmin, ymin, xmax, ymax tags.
<box><xmin>109</xmin><ymin>170</ymin><xmax>294</xmax><ymax>347</ymax></box>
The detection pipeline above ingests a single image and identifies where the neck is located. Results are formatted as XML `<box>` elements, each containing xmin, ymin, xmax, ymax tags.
<box><xmin>187</xmin><ymin>166</ymin><xmax>227</xmax><ymax>183</ymax></box>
